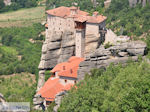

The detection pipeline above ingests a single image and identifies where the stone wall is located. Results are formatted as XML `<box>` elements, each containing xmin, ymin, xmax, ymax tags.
<box><xmin>78</xmin><ymin>41</ymin><xmax>147</xmax><ymax>81</ymax></box>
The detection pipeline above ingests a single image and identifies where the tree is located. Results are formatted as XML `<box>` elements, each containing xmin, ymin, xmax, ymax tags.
<box><xmin>0</xmin><ymin>0</ymin><xmax>5</xmax><ymax>9</ymax></box>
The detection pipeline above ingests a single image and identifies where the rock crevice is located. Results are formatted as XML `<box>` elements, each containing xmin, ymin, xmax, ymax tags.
<box><xmin>78</xmin><ymin>41</ymin><xmax>147</xmax><ymax>81</ymax></box>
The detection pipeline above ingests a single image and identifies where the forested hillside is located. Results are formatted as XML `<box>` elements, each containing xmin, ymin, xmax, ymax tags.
<box><xmin>0</xmin><ymin>0</ymin><xmax>44</xmax><ymax>13</ymax></box>
<box><xmin>46</xmin><ymin>0</ymin><xmax>104</xmax><ymax>12</ymax></box>
<box><xmin>105</xmin><ymin>0</ymin><xmax>150</xmax><ymax>38</ymax></box>
<box><xmin>0</xmin><ymin>23</ymin><xmax>44</xmax><ymax>75</ymax></box>
<box><xmin>59</xmin><ymin>60</ymin><xmax>150</xmax><ymax>111</ymax></box>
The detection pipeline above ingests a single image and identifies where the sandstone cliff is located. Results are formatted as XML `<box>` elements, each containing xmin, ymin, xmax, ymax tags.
<box><xmin>3</xmin><ymin>0</ymin><xmax>11</xmax><ymax>6</ymax></box>
<box><xmin>128</xmin><ymin>0</ymin><xmax>150</xmax><ymax>7</ymax></box>
<box><xmin>37</xmin><ymin>30</ymin><xmax>101</xmax><ymax>91</ymax></box>
<box><xmin>78</xmin><ymin>41</ymin><xmax>147</xmax><ymax>81</ymax></box>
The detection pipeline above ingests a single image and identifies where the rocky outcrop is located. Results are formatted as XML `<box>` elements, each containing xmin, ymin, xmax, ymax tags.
<box><xmin>0</xmin><ymin>93</ymin><xmax>5</xmax><ymax>103</ymax></box>
<box><xmin>33</xmin><ymin>94</ymin><xmax>45</xmax><ymax>110</ymax></box>
<box><xmin>53</xmin><ymin>91</ymin><xmax>67</xmax><ymax>112</ymax></box>
<box><xmin>78</xmin><ymin>41</ymin><xmax>147</xmax><ymax>81</ymax></box>
<box><xmin>129</xmin><ymin>0</ymin><xmax>150</xmax><ymax>7</ymax></box>
<box><xmin>104</xmin><ymin>29</ymin><xmax>130</xmax><ymax>45</ymax></box>
<box><xmin>0</xmin><ymin>93</ymin><xmax>8</xmax><ymax>111</ymax></box>
<box><xmin>37</xmin><ymin>31</ymin><xmax>75</xmax><ymax>90</ymax></box>
<box><xmin>104</xmin><ymin>0</ymin><xmax>112</xmax><ymax>8</ymax></box>
<box><xmin>3</xmin><ymin>0</ymin><xmax>11</xmax><ymax>6</ymax></box>
<box><xmin>39</xmin><ymin>31</ymin><xmax>75</xmax><ymax>70</ymax></box>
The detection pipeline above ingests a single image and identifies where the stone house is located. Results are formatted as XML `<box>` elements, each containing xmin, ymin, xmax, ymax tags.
<box><xmin>37</xmin><ymin>56</ymin><xmax>84</xmax><ymax>105</ymax></box>
<box><xmin>35</xmin><ymin>7</ymin><xmax>107</xmax><ymax>107</ymax></box>
<box><xmin>45</xmin><ymin>6</ymin><xmax>107</xmax><ymax>57</ymax></box>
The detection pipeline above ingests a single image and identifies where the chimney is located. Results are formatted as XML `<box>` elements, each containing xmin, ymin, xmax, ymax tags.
<box><xmin>93</xmin><ymin>11</ymin><xmax>99</xmax><ymax>17</ymax></box>
<box><xmin>70</xmin><ymin>6</ymin><xmax>78</xmax><ymax>15</ymax></box>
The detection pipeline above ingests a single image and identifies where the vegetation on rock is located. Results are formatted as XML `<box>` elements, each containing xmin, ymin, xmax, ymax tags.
<box><xmin>59</xmin><ymin>61</ymin><xmax>150</xmax><ymax>112</ymax></box>
<box><xmin>106</xmin><ymin>0</ymin><xmax>150</xmax><ymax>38</ymax></box>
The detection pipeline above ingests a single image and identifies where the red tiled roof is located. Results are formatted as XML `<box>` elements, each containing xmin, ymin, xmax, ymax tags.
<box><xmin>51</xmin><ymin>56</ymin><xmax>84</xmax><ymax>78</ymax></box>
<box><xmin>37</xmin><ymin>77</ymin><xmax>73</xmax><ymax>101</ymax></box>
<box><xmin>87</xmin><ymin>15</ymin><xmax>107</xmax><ymax>23</ymax></box>
<box><xmin>46</xmin><ymin>6</ymin><xmax>89</xmax><ymax>18</ymax></box>
<box><xmin>46</xmin><ymin>6</ymin><xmax>107</xmax><ymax>23</ymax></box>
<box><xmin>74</xmin><ymin>15</ymin><xmax>87</xmax><ymax>23</ymax></box>
<box><xmin>37</xmin><ymin>56</ymin><xmax>84</xmax><ymax>102</ymax></box>
<box><xmin>45</xmin><ymin>23</ymin><xmax>48</xmax><ymax>28</ymax></box>
<box><xmin>58</xmin><ymin>66</ymin><xmax>78</xmax><ymax>78</ymax></box>
<box><xmin>51</xmin><ymin>62</ymin><xmax>69</xmax><ymax>73</ymax></box>
<box><xmin>70</xmin><ymin>6</ymin><xmax>78</xmax><ymax>10</ymax></box>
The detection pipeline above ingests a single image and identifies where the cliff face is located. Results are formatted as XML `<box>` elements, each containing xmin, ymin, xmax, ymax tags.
<box><xmin>128</xmin><ymin>0</ymin><xmax>150</xmax><ymax>7</ymax></box>
<box><xmin>38</xmin><ymin>31</ymin><xmax>75</xmax><ymax>70</ymax></box>
<box><xmin>78</xmin><ymin>41</ymin><xmax>147</xmax><ymax>81</ymax></box>
<box><xmin>37</xmin><ymin>30</ymin><xmax>101</xmax><ymax>90</ymax></box>
<box><xmin>3</xmin><ymin>0</ymin><xmax>11</xmax><ymax>6</ymax></box>
<box><xmin>37</xmin><ymin>31</ymin><xmax>75</xmax><ymax>91</ymax></box>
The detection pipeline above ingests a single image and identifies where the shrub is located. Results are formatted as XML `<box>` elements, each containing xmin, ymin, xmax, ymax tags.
<box><xmin>59</xmin><ymin>61</ymin><xmax>150</xmax><ymax>112</ymax></box>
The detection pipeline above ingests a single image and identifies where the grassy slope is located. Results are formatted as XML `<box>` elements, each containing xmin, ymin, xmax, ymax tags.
<box><xmin>0</xmin><ymin>73</ymin><xmax>36</xmax><ymax>102</ymax></box>
<box><xmin>0</xmin><ymin>6</ymin><xmax>45</xmax><ymax>27</ymax></box>
<box><xmin>0</xmin><ymin>7</ymin><xmax>45</xmax><ymax>111</ymax></box>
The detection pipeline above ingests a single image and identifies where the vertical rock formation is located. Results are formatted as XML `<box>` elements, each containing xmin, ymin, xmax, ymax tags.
<box><xmin>78</xmin><ymin>41</ymin><xmax>147</xmax><ymax>81</ymax></box>
<box><xmin>37</xmin><ymin>30</ymin><xmax>75</xmax><ymax>90</ymax></box>
<box><xmin>3</xmin><ymin>0</ymin><xmax>11</xmax><ymax>6</ymax></box>
<box><xmin>129</xmin><ymin>0</ymin><xmax>150</xmax><ymax>7</ymax></box>
<box><xmin>104</xmin><ymin>0</ymin><xmax>112</xmax><ymax>8</ymax></box>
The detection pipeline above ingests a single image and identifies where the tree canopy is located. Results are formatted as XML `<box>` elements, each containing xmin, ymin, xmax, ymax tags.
<box><xmin>59</xmin><ymin>61</ymin><xmax>150</xmax><ymax>112</ymax></box>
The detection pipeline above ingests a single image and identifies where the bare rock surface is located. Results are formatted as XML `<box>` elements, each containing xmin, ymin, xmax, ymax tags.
<box><xmin>53</xmin><ymin>91</ymin><xmax>67</xmax><ymax>112</ymax></box>
<box><xmin>78</xmin><ymin>41</ymin><xmax>147</xmax><ymax>81</ymax></box>
<box><xmin>129</xmin><ymin>0</ymin><xmax>150</xmax><ymax>7</ymax></box>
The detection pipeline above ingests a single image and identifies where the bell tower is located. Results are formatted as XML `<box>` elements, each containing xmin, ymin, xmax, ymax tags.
<box><xmin>74</xmin><ymin>20</ymin><xmax>86</xmax><ymax>57</ymax></box>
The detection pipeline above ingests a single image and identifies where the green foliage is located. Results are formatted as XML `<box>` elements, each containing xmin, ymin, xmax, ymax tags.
<box><xmin>45</xmin><ymin>70</ymin><xmax>52</xmax><ymax>81</ymax></box>
<box><xmin>0</xmin><ymin>0</ymin><xmax>38</xmax><ymax>13</ymax></box>
<box><xmin>0</xmin><ymin>73</ymin><xmax>36</xmax><ymax>102</ymax></box>
<box><xmin>0</xmin><ymin>23</ymin><xmax>44</xmax><ymax>75</ymax></box>
<box><xmin>59</xmin><ymin>61</ymin><xmax>150</xmax><ymax>112</ymax></box>
<box><xmin>0</xmin><ymin>0</ymin><xmax>5</xmax><ymax>10</ymax></box>
<box><xmin>46</xmin><ymin>0</ymin><xmax>104</xmax><ymax>13</ymax></box>
<box><xmin>105</xmin><ymin>0</ymin><xmax>150</xmax><ymax>37</ymax></box>
<box><xmin>104</xmin><ymin>42</ymin><xmax>113</xmax><ymax>49</ymax></box>
<box><xmin>46</xmin><ymin>102</ymin><xmax>56</xmax><ymax>112</ymax></box>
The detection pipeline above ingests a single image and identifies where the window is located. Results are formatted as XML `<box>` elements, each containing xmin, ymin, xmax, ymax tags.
<box><xmin>63</xmin><ymin>66</ymin><xmax>65</xmax><ymax>70</ymax></box>
<box><xmin>65</xmin><ymin>79</ymin><xmax>67</xmax><ymax>83</ymax></box>
<box><xmin>70</xmin><ymin>69</ymin><xmax>73</xmax><ymax>74</ymax></box>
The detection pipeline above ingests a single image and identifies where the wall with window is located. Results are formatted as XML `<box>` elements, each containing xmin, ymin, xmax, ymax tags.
<box><xmin>59</xmin><ymin>76</ymin><xmax>77</xmax><ymax>85</ymax></box>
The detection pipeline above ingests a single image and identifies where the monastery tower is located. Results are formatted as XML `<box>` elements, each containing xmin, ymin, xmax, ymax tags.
<box><xmin>75</xmin><ymin>21</ymin><xmax>86</xmax><ymax>57</ymax></box>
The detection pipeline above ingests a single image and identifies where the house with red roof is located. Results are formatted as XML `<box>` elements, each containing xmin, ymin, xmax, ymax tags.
<box><xmin>37</xmin><ymin>56</ymin><xmax>84</xmax><ymax>105</ymax></box>
<box><xmin>45</xmin><ymin>6</ymin><xmax>107</xmax><ymax>57</ymax></box>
